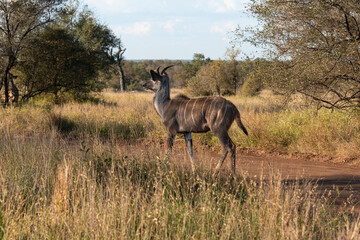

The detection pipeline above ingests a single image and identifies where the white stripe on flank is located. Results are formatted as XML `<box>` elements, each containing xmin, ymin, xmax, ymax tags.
<box><xmin>216</xmin><ymin>99</ymin><xmax>225</xmax><ymax>126</ymax></box>
<box><xmin>201</xmin><ymin>97</ymin><xmax>209</xmax><ymax>124</ymax></box>
<box><xmin>183</xmin><ymin>100</ymin><xmax>191</xmax><ymax>125</ymax></box>
<box><xmin>220</xmin><ymin>99</ymin><xmax>228</xmax><ymax>126</ymax></box>
<box><xmin>206</xmin><ymin>98</ymin><xmax>214</xmax><ymax>120</ymax></box>
<box><xmin>209</xmin><ymin>98</ymin><xmax>219</xmax><ymax>120</ymax></box>
<box><xmin>178</xmin><ymin>100</ymin><xmax>185</xmax><ymax>123</ymax></box>
<box><xmin>191</xmin><ymin>98</ymin><xmax>198</xmax><ymax>126</ymax></box>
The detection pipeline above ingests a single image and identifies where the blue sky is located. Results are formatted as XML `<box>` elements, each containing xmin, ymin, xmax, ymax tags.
<box><xmin>81</xmin><ymin>0</ymin><xmax>258</xmax><ymax>60</ymax></box>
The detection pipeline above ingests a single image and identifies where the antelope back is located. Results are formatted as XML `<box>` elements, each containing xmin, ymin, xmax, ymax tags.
<box><xmin>167</xmin><ymin>95</ymin><xmax>235</xmax><ymax>133</ymax></box>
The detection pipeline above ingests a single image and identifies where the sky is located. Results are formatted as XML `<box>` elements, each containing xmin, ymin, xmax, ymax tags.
<box><xmin>81</xmin><ymin>0</ymin><xmax>258</xmax><ymax>60</ymax></box>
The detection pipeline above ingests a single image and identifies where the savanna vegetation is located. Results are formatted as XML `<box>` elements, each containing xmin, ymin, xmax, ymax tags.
<box><xmin>1</xmin><ymin>0</ymin><xmax>360</xmax><ymax>238</ymax></box>
<box><xmin>1</xmin><ymin>91</ymin><xmax>360</xmax><ymax>239</ymax></box>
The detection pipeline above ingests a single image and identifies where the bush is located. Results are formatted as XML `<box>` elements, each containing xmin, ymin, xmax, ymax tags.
<box><xmin>241</xmin><ymin>71</ymin><xmax>263</xmax><ymax>97</ymax></box>
<box><xmin>185</xmin><ymin>76</ymin><xmax>212</xmax><ymax>96</ymax></box>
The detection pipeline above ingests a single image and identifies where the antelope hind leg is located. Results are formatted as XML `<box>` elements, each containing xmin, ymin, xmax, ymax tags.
<box><xmin>230</xmin><ymin>141</ymin><xmax>236</xmax><ymax>176</ymax></box>
<box><xmin>213</xmin><ymin>132</ymin><xmax>237</xmax><ymax>176</ymax></box>
<box><xmin>214</xmin><ymin>147</ymin><xmax>228</xmax><ymax>176</ymax></box>
<box><xmin>166</xmin><ymin>133</ymin><xmax>175</xmax><ymax>156</ymax></box>
<box><xmin>184</xmin><ymin>132</ymin><xmax>196</xmax><ymax>173</ymax></box>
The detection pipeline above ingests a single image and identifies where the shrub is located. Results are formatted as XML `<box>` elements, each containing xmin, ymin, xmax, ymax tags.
<box><xmin>185</xmin><ymin>76</ymin><xmax>212</xmax><ymax>96</ymax></box>
<box><xmin>241</xmin><ymin>71</ymin><xmax>263</xmax><ymax>97</ymax></box>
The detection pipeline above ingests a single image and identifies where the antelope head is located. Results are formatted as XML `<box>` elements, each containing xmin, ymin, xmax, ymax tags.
<box><xmin>143</xmin><ymin>65</ymin><xmax>174</xmax><ymax>92</ymax></box>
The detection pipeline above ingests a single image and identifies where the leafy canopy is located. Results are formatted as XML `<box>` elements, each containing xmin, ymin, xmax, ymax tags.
<box><xmin>237</xmin><ymin>0</ymin><xmax>360</xmax><ymax>109</ymax></box>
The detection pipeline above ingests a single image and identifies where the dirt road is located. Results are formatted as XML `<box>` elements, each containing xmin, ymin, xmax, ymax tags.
<box><xmin>170</xmin><ymin>144</ymin><xmax>360</xmax><ymax>211</ymax></box>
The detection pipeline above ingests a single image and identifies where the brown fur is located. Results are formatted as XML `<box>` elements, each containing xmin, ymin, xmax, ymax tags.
<box><xmin>173</xmin><ymin>93</ymin><xmax>190</xmax><ymax>100</ymax></box>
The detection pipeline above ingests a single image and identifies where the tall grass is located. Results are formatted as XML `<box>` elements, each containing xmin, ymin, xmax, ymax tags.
<box><xmin>0</xmin><ymin>134</ymin><xmax>359</xmax><ymax>239</ymax></box>
<box><xmin>227</xmin><ymin>92</ymin><xmax>360</xmax><ymax>162</ymax></box>
<box><xmin>0</xmin><ymin>90</ymin><xmax>359</xmax><ymax>238</ymax></box>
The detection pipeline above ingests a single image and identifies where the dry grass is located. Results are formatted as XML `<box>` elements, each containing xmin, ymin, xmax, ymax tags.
<box><xmin>0</xmin><ymin>90</ymin><xmax>360</xmax><ymax>239</ymax></box>
<box><xmin>226</xmin><ymin>91</ymin><xmax>360</xmax><ymax>163</ymax></box>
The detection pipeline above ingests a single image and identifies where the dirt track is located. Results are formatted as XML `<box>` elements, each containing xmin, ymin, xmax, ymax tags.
<box><xmin>169</xmin><ymin>144</ymin><xmax>360</xmax><ymax>211</ymax></box>
<box><xmin>235</xmin><ymin>150</ymin><xmax>360</xmax><ymax>210</ymax></box>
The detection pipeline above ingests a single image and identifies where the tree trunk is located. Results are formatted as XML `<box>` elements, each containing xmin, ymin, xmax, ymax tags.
<box><xmin>9</xmin><ymin>74</ymin><xmax>19</xmax><ymax>103</ymax></box>
<box><xmin>233</xmin><ymin>75</ymin><xmax>237</xmax><ymax>95</ymax></box>
<box><xmin>3</xmin><ymin>69</ymin><xmax>10</xmax><ymax>105</ymax></box>
<box><xmin>216</xmin><ymin>85</ymin><xmax>221</xmax><ymax>95</ymax></box>
<box><xmin>2</xmin><ymin>55</ymin><xmax>16</xmax><ymax>106</ymax></box>
<box><xmin>117</xmin><ymin>62</ymin><xmax>126</xmax><ymax>92</ymax></box>
<box><xmin>115</xmin><ymin>46</ymin><xmax>126</xmax><ymax>92</ymax></box>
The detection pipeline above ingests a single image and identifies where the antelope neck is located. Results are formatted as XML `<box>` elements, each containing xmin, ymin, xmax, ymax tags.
<box><xmin>154</xmin><ymin>84</ymin><xmax>170</xmax><ymax>118</ymax></box>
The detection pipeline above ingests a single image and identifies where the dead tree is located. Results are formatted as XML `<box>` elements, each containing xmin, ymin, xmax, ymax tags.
<box><xmin>115</xmin><ymin>45</ymin><xmax>126</xmax><ymax>92</ymax></box>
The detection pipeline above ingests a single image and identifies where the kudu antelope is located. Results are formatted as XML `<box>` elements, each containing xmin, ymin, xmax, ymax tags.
<box><xmin>144</xmin><ymin>66</ymin><xmax>248</xmax><ymax>175</ymax></box>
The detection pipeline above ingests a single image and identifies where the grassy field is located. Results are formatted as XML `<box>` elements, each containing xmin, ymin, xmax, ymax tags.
<box><xmin>231</xmin><ymin>92</ymin><xmax>360</xmax><ymax>163</ymax></box>
<box><xmin>0</xmin><ymin>90</ymin><xmax>360</xmax><ymax>239</ymax></box>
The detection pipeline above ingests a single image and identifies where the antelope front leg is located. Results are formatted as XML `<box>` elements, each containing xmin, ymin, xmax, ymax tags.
<box><xmin>184</xmin><ymin>132</ymin><xmax>196</xmax><ymax>173</ymax></box>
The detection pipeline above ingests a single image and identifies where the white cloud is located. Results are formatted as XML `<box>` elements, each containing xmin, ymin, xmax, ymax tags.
<box><xmin>210</xmin><ymin>21</ymin><xmax>237</xmax><ymax>34</ymax></box>
<box><xmin>84</xmin><ymin>0</ymin><xmax>166</xmax><ymax>13</ymax></box>
<box><xmin>210</xmin><ymin>21</ymin><xmax>237</xmax><ymax>41</ymax></box>
<box><xmin>208</xmin><ymin>0</ymin><xmax>243</xmax><ymax>13</ymax></box>
<box><xmin>161</xmin><ymin>19</ymin><xmax>182</xmax><ymax>34</ymax></box>
<box><xmin>84</xmin><ymin>0</ymin><xmax>126</xmax><ymax>11</ymax></box>
<box><xmin>115</xmin><ymin>22</ymin><xmax>152</xmax><ymax>36</ymax></box>
<box><xmin>84</xmin><ymin>0</ymin><xmax>250</xmax><ymax>14</ymax></box>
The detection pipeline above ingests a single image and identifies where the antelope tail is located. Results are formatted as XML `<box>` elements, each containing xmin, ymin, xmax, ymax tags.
<box><xmin>235</xmin><ymin>111</ymin><xmax>248</xmax><ymax>136</ymax></box>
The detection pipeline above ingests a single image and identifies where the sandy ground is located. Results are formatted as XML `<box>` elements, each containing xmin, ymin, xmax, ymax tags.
<box><xmin>166</xmin><ymin>143</ymin><xmax>360</xmax><ymax>212</ymax></box>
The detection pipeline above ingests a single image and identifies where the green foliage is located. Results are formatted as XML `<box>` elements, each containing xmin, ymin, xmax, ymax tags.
<box><xmin>185</xmin><ymin>60</ymin><xmax>225</xmax><ymax>96</ymax></box>
<box><xmin>107</xmin><ymin>59</ymin><xmax>189</xmax><ymax>91</ymax></box>
<box><xmin>123</xmin><ymin>61</ymin><xmax>150</xmax><ymax>90</ymax></box>
<box><xmin>0</xmin><ymin>0</ymin><xmax>68</xmax><ymax>105</ymax></box>
<box><xmin>5</xmin><ymin>2</ymin><xmax>121</xmax><ymax>104</ymax></box>
<box><xmin>72</xmin><ymin>6</ymin><xmax>119</xmax><ymax>72</ymax></box>
<box><xmin>185</xmin><ymin>59</ymin><xmax>256</xmax><ymax>96</ymax></box>
<box><xmin>182</xmin><ymin>53</ymin><xmax>211</xmax><ymax>79</ymax></box>
<box><xmin>237</xmin><ymin>0</ymin><xmax>360</xmax><ymax>109</ymax></box>
<box><xmin>19</xmin><ymin>27</ymin><xmax>101</xmax><ymax>102</ymax></box>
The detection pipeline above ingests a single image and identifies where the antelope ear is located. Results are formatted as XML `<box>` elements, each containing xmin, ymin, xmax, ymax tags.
<box><xmin>150</xmin><ymin>70</ymin><xmax>163</xmax><ymax>82</ymax></box>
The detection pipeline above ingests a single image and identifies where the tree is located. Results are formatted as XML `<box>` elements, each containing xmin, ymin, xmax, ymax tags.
<box><xmin>71</xmin><ymin>7</ymin><xmax>120</xmax><ymax>75</ymax></box>
<box><xmin>187</xmin><ymin>60</ymin><xmax>227</xmax><ymax>96</ymax></box>
<box><xmin>18</xmin><ymin>4</ymin><xmax>122</xmax><ymax>102</ymax></box>
<box><xmin>237</xmin><ymin>0</ymin><xmax>360</xmax><ymax>109</ymax></box>
<box><xmin>224</xmin><ymin>48</ymin><xmax>242</xmax><ymax>95</ymax></box>
<box><xmin>123</xmin><ymin>61</ymin><xmax>150</xmax><ymax>91</ymax></box>
<box><xmin>18</xmin><ymin>27</ymin><xmax>99</xmax><ymax>102</ymax></box>
<box><xmin>182</xmin><ymin>53</ymin><xmax>211</xmax><ymax>80</ymax></box>
<box><xmin>0</xmin><ymin>0</ymin><xmax>67</xmax><ymax>105</ymax></box>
